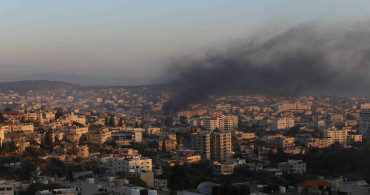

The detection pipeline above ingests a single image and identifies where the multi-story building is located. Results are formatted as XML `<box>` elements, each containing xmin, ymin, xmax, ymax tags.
<box><xmin>191</xmin><ymin>131</ymin><xmax>232</xmax><ymax>162</ymax></box>
<box><xmin>106</xmin><ymin>157</ymin><xmax>152</xmax><ymax>174</ymax></box>
<box><xmin>276</xmin><ymin>102</ymin><xmax>311</xmax><ymax>113</ymax></box>
<box><xmin>359</xmin><ymin>109</ymin><xmax>370</xmax><ymax>137</ymax></box>
<box><xmin>278</xmin><ymin>160</ymin><xmax>306</xmax><ymax>174</ymax></box>
<box><xmin>272</xmin><ymin>117</ymin><xmax>295</xmax><ymax>130</ymax></box>
<box><xmin>86</xmin><ymin>129</ymin><xmax>112</xmax><ymax>145</ymax></box>
<box><xmin>306</xmin><ymin>138</ymin><xmax>333</xmax><ymax>148</ymax></box>
<box><xmin>191</xmin><ymin>131</ymin><xmax>211</xmax><ymax>160</ymax></box>
<box><xmin>204</xmin><ymin>115</ymin><xmax>238</xmax><ymax>131</ymax></box>
<box><xmin>212</xmin><ymin>162</ymin><xmax>234</xmax><ymax>175</ymax></box>
<box><xmin>348</xmin><ymin>134</ymin><xmax>363</xmax><ymax>143</ymax></box>
<box><xmin>323</xmin><ymin>128</ymin><xmax>348</xmax><ymax>145</ymax></box>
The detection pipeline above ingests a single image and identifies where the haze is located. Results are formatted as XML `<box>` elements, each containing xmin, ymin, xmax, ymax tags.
<box><xmin>1</xmin><ymin>0</ymin><xmax>370</xmax><ymax>85</ymax></box>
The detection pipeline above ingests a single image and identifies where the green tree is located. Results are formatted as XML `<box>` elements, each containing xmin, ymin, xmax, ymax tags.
<box><xmin>43</xmin><ymin>129</ymin><xmax>54</xmax><ymax>152</ymax></box>
<box><xmin>128</xmin><ymin>177</ymin><xmax>147</xmax><ymax>187</ymax></box>
<box><xmin>168</xmin><ymin>165</ymin><xmax>190</xmax><ymax>193</ymax></box>
<box><xmin>180</xmin><ymin>116</ymin><xmax>187</xmax><ymax>125</ymax></box>
<box><xmin>4</xmin><ymin>107</ymin><xmax>11</xmax><ymax>112</ymax></box>
<box><xmin>0</xmin><ymin>113</ymin><xmax>4</xmax><ymax>122</ymax></box>
<box><xmin>162</xmin><ymin>139</ymin><xmax>166</xmax><ymax>152</ymax></box>
<box><xmin>118</xmin><ymin>117</ymin><xmax>124</xmax><ymax>126</ymax></box>
<box><xmin>109</xmin><ymin>115</ymin><xmax>115</xmax><ymax>126</ymax></box>
<box><xmin>164</xmin><ymin>117</ymin><xmax>173</xmax><ymax>127</ymax></box>
<box><xmin>55</xmin><ymin>109</ymin><xmax>63</xmax><ymax>119</ymax></box>
<box><xmin>65</xmin><ymin>166</ymin><xmax>75</xmax><ymax>182</ymax></box>
<box><xmin>0</xmin><ymin>141</ymin><xmax>17</xmax><ymax>154</ymax></box>
<box><xmin>26</xmin><ymin>183</ymin><xmax>64</xmax><ymax>195</ymax></box>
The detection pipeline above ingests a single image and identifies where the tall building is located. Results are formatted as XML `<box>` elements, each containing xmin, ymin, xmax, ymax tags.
<box><xmin>323</xmin><ymin>128</ymin><xmax>348</xmax><ymax>145</ymax></box>
<box><xmin>191</xmin><ymin>131</ymin><xmax>232</xmax><ymax>162</ymax></box>
<box><xmin>272</xmin><ymin>117</ymin><xmax>295</xmax><ymax>130</ymax></box>
<box><xmin>204</xmin><ymin>115</ymin><xmax>238</xmax><ymax>131</ymax></box>
<box><xmin>275</xmin><ymin>102</ymin><xmax>311</xmax><ymax>113</ymax></box>
<box><xmin>359</xmin><ymin>109</ymin><xmax>370</xmax><ymax>137</ymax></box>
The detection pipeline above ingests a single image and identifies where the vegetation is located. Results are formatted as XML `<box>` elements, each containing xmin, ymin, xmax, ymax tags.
<box><xmin>24</xmin><ymin>183</ymin><xmax>65</xmax><ymax>195</ymax></box>
<box><xmin>168</xmin><ymin>165</ymin><xmax>191</xmax><ymax>193</ymax></box>
<box><xmin>269</xmin><ymin>138</ymin><xmax>370</xmax><ymax>183</ymax></box>
<box><xmin>0</xmin><ymin>141</ymin><xmax>18</xmax><ymax>154</ymax></box>
<box><xmin>128</xmin><ymin>177</ymin><xmax>147</xmax><ymax>187</ymax></box>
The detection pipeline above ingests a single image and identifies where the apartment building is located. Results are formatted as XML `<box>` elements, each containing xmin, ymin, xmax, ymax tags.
<box><xmin>323</xmin><ymin>128</ymin><xmax>348</xmax><ymax>145</ymax></box>
<box><xmin>306</xmin><ymin>138</ymin><xmax>333</xmax><ymax>148</ymax></box>
<box><xmin>212</xmin><ymin>162</ymin><xmax>234</xmax><ymax>175</ymax></box>
<box><xmin>272</xmin><ymin>117</ymin><xmax>295</xmax><ymax>130</ymax></box>
<box><xmin>191</xmin><ymin>131</ymin><xmax>232</xmax><ymax>162</ymax></box>
<box><xmin>106</xmin><ymin>157</ymin><xmax>152</xmax><ymax>174</ymax></box>
<box><xmin>359</xmin><ymin>109</ymin><xmax>370</xmax><ymax>137</ymax></box>
<box><xmin>276</xmin><ymin>102</ymin><xmax>311</xmax><ymax>113</ymax></box>
<box><xmin>278</xmin><ymin>160</ymin><xmax>306</xmax><ymax>174</ymax></box>
<box><xmin>204</xmin><ymin>115</ymin><xmax>238</xmax><ymax>131</ymax></box>
<box><xmin>86</xmin><ymin>129</ymin><xmax>112</xmax><ymax>145</ymax></box>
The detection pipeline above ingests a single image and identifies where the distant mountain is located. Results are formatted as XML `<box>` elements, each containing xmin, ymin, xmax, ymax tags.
<box><xmin>0</xmin><ymin>65</ymin><xmax>158</xmax><ymax>86</ymax></box>
<box><xmin>0</xmin><ymin>80</ymin><xmax>79</xmax><ymax>91</ymax></box>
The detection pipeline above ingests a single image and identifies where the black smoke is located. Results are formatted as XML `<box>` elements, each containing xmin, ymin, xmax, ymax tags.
<box><xmin>162</xmin><ymin>24</ymin><xmax>370</xmax><ymax>113</ymax></box>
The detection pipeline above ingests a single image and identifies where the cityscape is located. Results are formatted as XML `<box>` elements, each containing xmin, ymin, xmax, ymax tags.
<box><xmin>2</xmin><ymin>1</ymin><xmax>370</xmax><ymax>195</ymax></box>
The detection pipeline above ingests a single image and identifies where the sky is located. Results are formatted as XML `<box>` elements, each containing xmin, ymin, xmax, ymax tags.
<box><xmin>1</xmin><ymin>0</ymin><xmax>370</xmax><ymax>85</ymax></box>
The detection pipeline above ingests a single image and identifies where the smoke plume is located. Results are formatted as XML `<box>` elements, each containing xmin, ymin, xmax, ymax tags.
<box><xmin>163</xmin><ymin>24</ymin><xmax>370</xmax><ymax>113</ymax></box>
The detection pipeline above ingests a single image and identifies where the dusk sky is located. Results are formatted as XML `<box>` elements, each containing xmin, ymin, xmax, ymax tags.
<box><xmin>1</xmin><ymin>0</ymin><xmax>370</xmax><ymax>85</ymax></box>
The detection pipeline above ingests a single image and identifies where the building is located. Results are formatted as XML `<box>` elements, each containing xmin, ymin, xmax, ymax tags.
<box><xmin>272</xmin><ymin>117</ymin><xmax>295</xmax><ymax>130</ymax></box>
<box><xmin>276</xmin><ymin>102</ymin><xmax>311</xmax><ymax>113</ymax></box>
<box><xmin>263</xmin><ymin>168</ymin><xmax>283</xmax><ymax>177</ymax></box>
<box><xmin>306</xmin><ymin>138</ymin><xmax>333</xmax><ymax>148</ymax></box>
<box><xmin>86</xmin><ymin>129</ymin><xmax>112</xmax><ymax>145</ymax></box>
<box><xmin>191</xmin><ymin>131</ymin><xmax>232</xmax><ymax>162</ymax></box>
<box><xmin>204</xmin><ymin>115</ymin><xmax>238</xmax><ymax>131</ymax></box>
<box><xmin>359</xmin><ymin>109</ymin><xmax>370</xmax><ymax>137</ymax></box>
<box><xmin>212</xmin><ymin>162</ymin><xmax>234</xmax><ymax>175</ymax></box>
<box><xmin>323</xmin><ymin>128</ymin><xmax>348</xmax><ymax>145</ymax></box>
<box><xmin>106</xmin><ymin>157</ymin><xmax>152</xmax><ymax>174</ymax></box>
<box><xmin>278</xmin><ymin>160</ymin><xmax>306</xmax><ymax>174</ymax></box>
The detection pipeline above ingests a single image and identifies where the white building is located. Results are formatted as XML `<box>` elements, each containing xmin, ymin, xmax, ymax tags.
<box><xmin>204</xmin><ymin>115</ymin><xmax>238</xmax><ymax>131</ymax></box>
<box><xmin>278</xmin><ymin>160</ymin><xmax>306</xmax><ymax>174</ymax></box>
<box><xmin>272</xmin><ymin>117</ymin><xmax>295</xmax><ymax>130</ymax></box>
<box><xmin>106</xmin><ymin>157</ymin><xmax>152</xmax><ymax>174</ymax></box>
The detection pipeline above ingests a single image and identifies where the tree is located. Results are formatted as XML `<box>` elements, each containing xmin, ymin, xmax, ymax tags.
<box><xmin>128</xmin><ymin>177</ymin><xmax>147</xmax><ymax>187</ymax></box>
<box><xmin>0</xmin><ymin>141</ymin><xmax>17</xmax><ymax>154</ymax></box>
<box><xmin>65</xmin><ymin>165</ymin><xmax>75</xmax><ymax>182</ymax></box>
<box><xmin>0</xmin><ymin>113</ymin><xmax>4</xmax><ymax>122</ymax></box>
<box><xmin>20</xmin><ymin>116</ymin><xmax>26</xmax><ymax>123</ymax></box>
<box><xmin>109</xmin><ymin>115</ymin><xmax>115</xmax><ymax>126</ymax></box>
<box><xmin>26</xmin><ymin>183</ymin><xmax>64</xmax><ymax>195</ymax></box>
<box><xmin>43</xmin><ymin>129</ymin><xmax>54</xmax><ymax>152</ymax></box>
<box><xmin>180</xmin><ymin>116</ymin><xmax>187</xmax><ymax>125</ymax></box>
<box><xmin>164</xmin><ymin>117</ymin><xmax>173</xmax><ymax>127</ymax></box>
<box><xmin>4</xmin><ymin>107</ymin><xmax>11</xmax><ymax>112</ymax></box>
<box><xmin>162</xmin><ymin>139</ymin><xmax>166</xmax><ymax>152</ymax></box>
<box><xmin>118</xmin><ymin>117</ymin><xmax>124</xmax><ymax>126</ymax></box>
<box><xmin>55</xmin><ymin>109</ymin><xmax>63</xmax><ymax>119</ymax></box>
<box><xmin>168</xmin><ymin>165</ymin><xmax>190</xmax><ymax>193</ymax></box>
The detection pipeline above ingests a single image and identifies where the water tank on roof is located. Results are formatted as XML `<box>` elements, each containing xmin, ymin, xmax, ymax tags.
<box><xmin>131</xmin><ymin>187</ymin><xmax>141</xmax><ymax>195</ymax></box>
<box><xmin>86</xmin><ymin>178</ymin><xmax>94</xmax><ymax>184</ymax></box>
<box><xmin>148</xmin><ymin>189</ymin><xmax>157</xmax><ymax>195</ymax></box>
<box><xmin>279</xmin><ymin>186</ymin><xmax>286</xmax><ymax>193</ymax></box>
<box><xmin>106</xmin><ymin>177</ymin><xmax>114</xmax><ymax>182</ymax></box>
